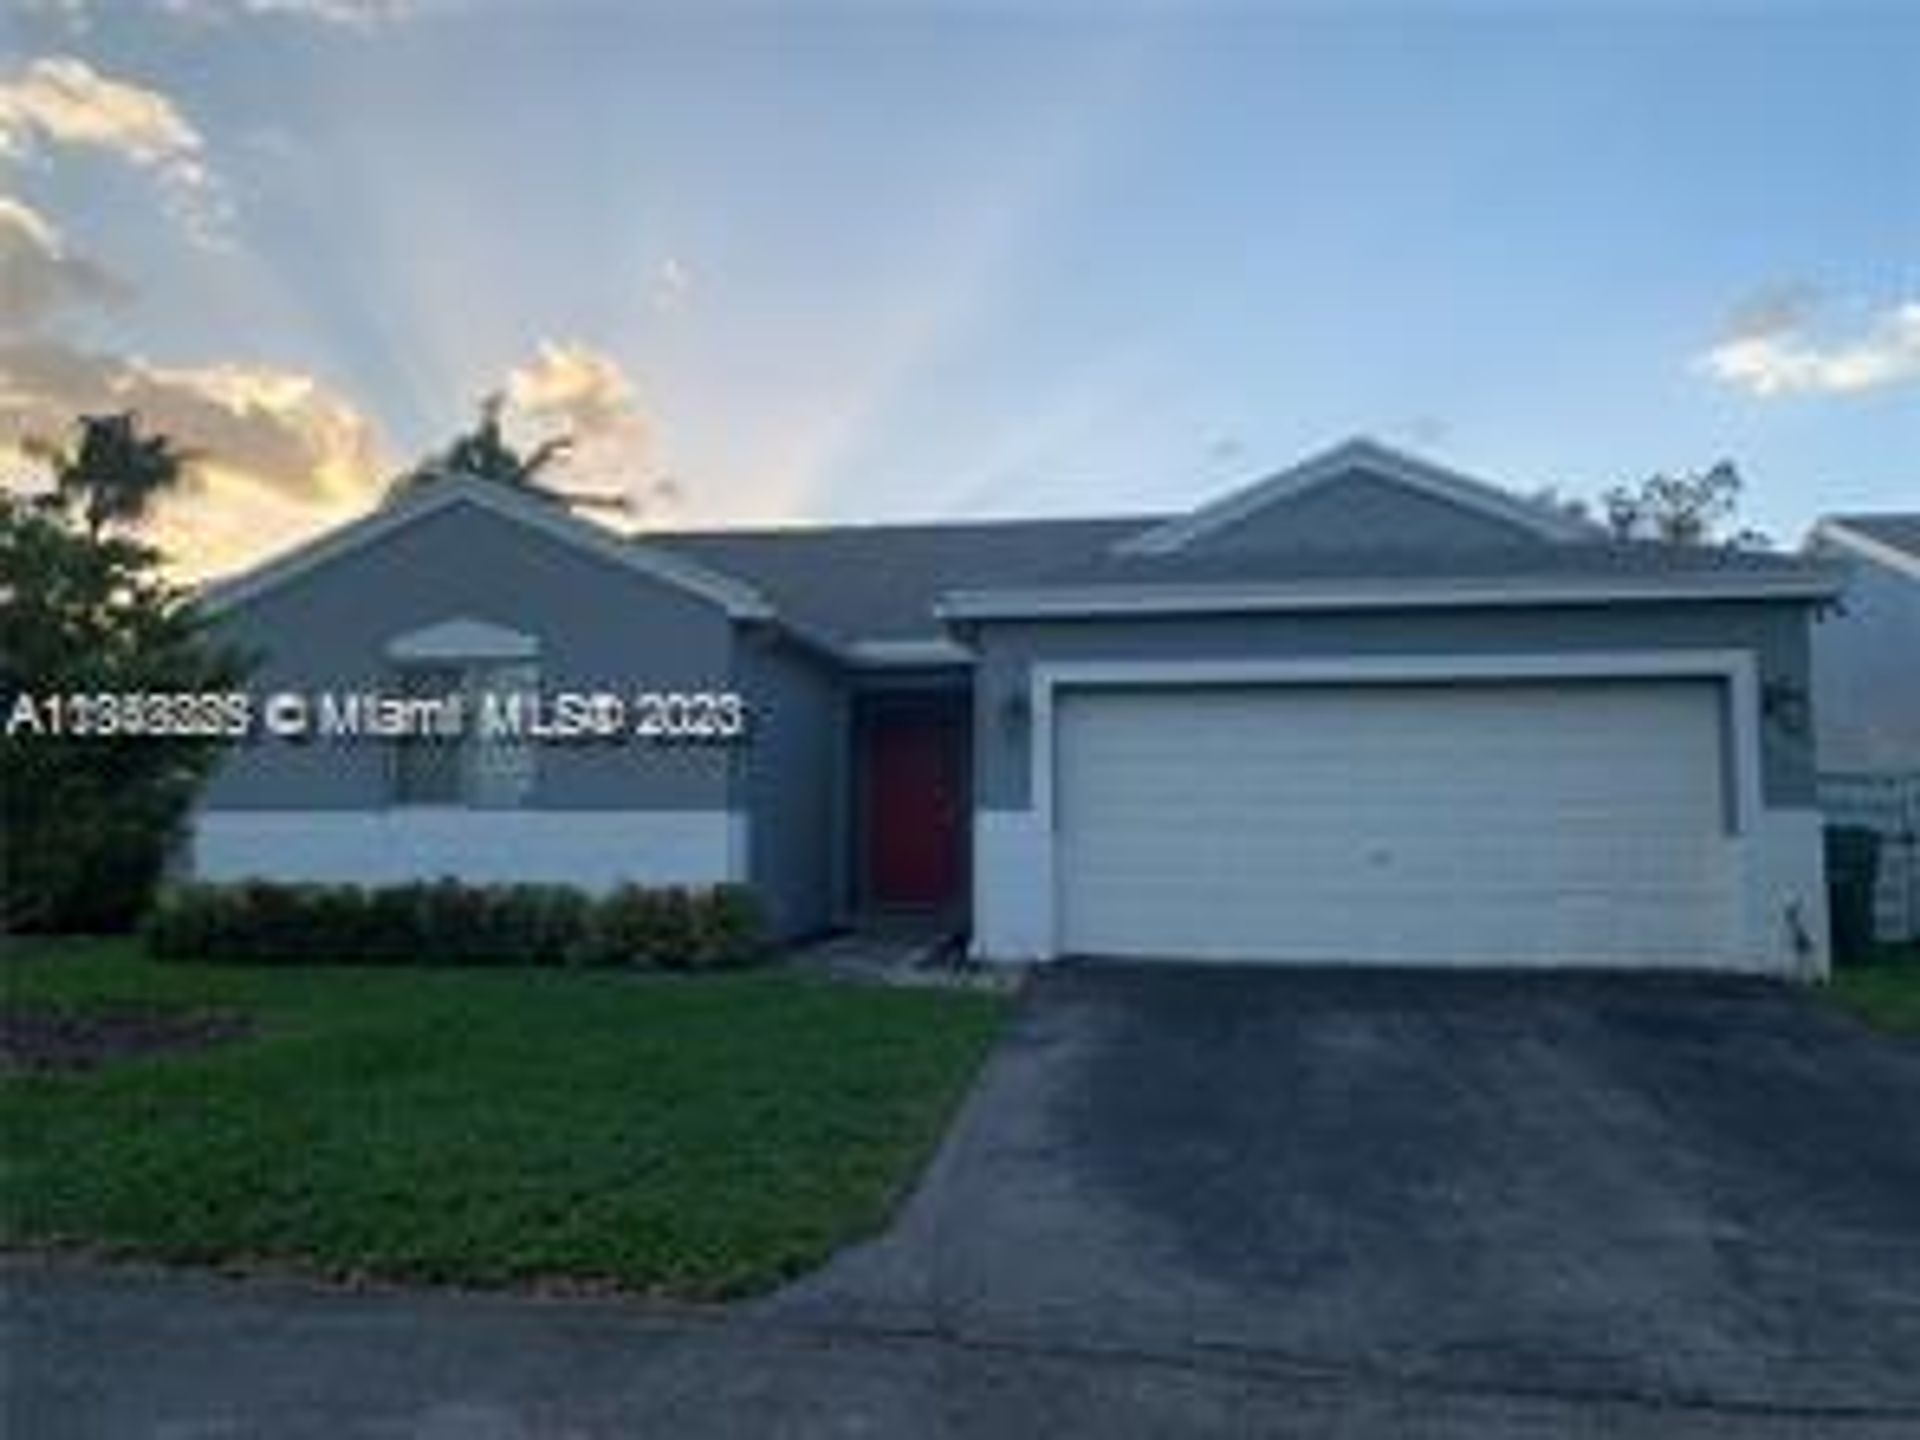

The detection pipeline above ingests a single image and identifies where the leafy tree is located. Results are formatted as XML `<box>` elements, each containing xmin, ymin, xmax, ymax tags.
<box><xmin>2</xmin><ymin>416</ymin><xmax>248</xmax><ymax>932</ymax></box>
<box><xmin>1600</xmin><ymin>461</ymin><xmax>1770</xmax><ymax>550</ymax></box>
<box><xmin>390</xmin><ymin>392</ymin><xmax>572</xmax><ymax>500</ymax></box>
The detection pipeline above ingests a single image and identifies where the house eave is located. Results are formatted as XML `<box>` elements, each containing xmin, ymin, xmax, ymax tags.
<box><xmin>843</xmin><ymin>637</ymin><xmax>975</xmax><ymax>667</ymax></box>
<box><xmin>936</xmin><ymin>569</ymin><xmax>1845</xmax><ymax>622</ymax></box>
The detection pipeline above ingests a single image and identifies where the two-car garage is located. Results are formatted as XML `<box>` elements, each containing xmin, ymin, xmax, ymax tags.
<box><xmin>1050</xmin><ymin>675</ymin><xmax>1741</xmax><ymax>969</ymax></box>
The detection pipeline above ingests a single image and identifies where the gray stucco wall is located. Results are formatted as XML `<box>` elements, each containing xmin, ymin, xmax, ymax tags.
<box><xmin>204</xmin><ymin>501</ymin><xmax>738</xmax><ymax>810</ymax></box>
<box><xmin>971</xmin><ymin>600</ymin><xmax>1819</xmax><ymax>812</ymax></box>
<box><xmin>1181</xmin><ymin>471</ymin><xmax>1540</xmax><ymax>553</ymax></box>
<box><xmin>737</xmin><ymin>632</ymin><xmax>848</xmax><ymax>939</ymax></box>
<box><xmin>1809</xmin><ymin>554</ymin><xmax>1920</xmax><ymax>771</ymax></box>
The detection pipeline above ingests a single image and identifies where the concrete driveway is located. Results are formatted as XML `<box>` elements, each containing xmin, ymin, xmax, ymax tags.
<box><xmin>10</xmin><ymin>965</ymin><xmax>1920</xmax><ymax>1437</ymax></box>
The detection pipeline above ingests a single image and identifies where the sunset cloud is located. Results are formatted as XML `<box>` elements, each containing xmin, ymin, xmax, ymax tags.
<box><xmin>0</xmin><ymin>329</ymin><xmax>683</xmax><ymax>577</ymax></box>
<box><xmin>1697</xmin><ymin>291</ymin><xmax>1920</xmax><ymax>398</ymax></box>
<box><xmin>0</xmin><ymin>56</ymin><xmax>232</xmax><ymax>245</ymax></box>
<box><xmin>0</xmin><ymin>336</ymin><xmax>385</xmax><ymax>503</ymax></box>
<box><xmin>503</xmin><ymin>340</ymin><xmax>675</xmax><ymax>515</ymax></box>
<box><xmin>0</xmin><ymin>334</ymin><xmax>389</xmax><ymax>575</ymax></box>
<box><xmin>0</xmin><ymin>194</ymin><xmax>131</xmax><ymax>330</ymax></box>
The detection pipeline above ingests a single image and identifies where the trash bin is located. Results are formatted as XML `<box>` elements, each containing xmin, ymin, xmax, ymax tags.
<box><xmin>1825</xmin><ymin>825</ymin><xmax>1882</xmax><ymax>965</ymax></box>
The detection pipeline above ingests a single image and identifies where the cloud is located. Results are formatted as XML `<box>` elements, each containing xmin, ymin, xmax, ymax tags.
<box><xmin>0</xmin><ymin>334</ymin><xmax>673</xmax><ymax>576</ymax></box>
<box><xmin>1</xmin><ymin>334</ymin><xmax>390</xmax><ymax>575</ymax></box>
<box><xmin>1697</xmin><ymin>292</ymin><xmax>1920</xmax><ymax>398</ymax></box>
<box><xmin>0</xmin><ymin>336</ymin><xmax>385</xmax><ymax>503</ymax></box>
<box><xmin>502</xmin><ymin>340</ymin><xmax>675</xmax><ymax>515</ymax></box>
<box><xmin>0</xmin><ymin>56</ymin><xmax>232</xmax><ymax>246</ymax></box>
<box><xmin>648</xmin><ymin>257</ymin><xmax>691</xmax><ymax>314</ymax></box>
<box><xmin>504</xmin><ymin>341</ymin><xmax>641</xmax><ymax>443</ymax></box>
<box><xmin>0</xmin><ymin>194</ymin><xmax>131</xmax><ymax>331</ymax></box>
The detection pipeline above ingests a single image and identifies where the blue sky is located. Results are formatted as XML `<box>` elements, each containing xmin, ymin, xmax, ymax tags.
<box><xmin>2</xmin><ymin>0</ymin><xmax>1914</xmax><ymax>574</ymax></box>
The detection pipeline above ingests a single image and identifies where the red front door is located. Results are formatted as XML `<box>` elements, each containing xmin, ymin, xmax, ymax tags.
<box><xmin>865</xmin><ymin>709</ymin><xmax>964</xmax><ymax>909</ymax></box>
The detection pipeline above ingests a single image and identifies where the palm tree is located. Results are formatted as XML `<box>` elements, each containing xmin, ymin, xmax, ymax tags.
<box><xmin>393</xmin><ymin>393</ymin><xmax>572</xmax><ymax>500</ymax></box>
<box><xmin>24</xmin><ymin>412</ymin><xmax>195</xmax><ymax>538</ymax></box>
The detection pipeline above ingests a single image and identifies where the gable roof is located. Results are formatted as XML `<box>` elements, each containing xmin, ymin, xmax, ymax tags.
<box><xmin>1116</xmin><ymin>437</ymin><xmax>1599</xmax><ymax>555</ymax></box>
<box><xmin>648</xmin><ymin>514</ymin><xmax>1160</xmax><ymax>645</ymax></box>
<box><xmin>199</xmin><ymin>474</ymin><xmax>775</xmax><ymax>620</ymax></box>
<box><xmin>1810</xmin><ymin>513</ymin><xmax>1920</xmax><ymax>581</ymax></box>
<box><xmin>196</xmin><ymin>444</ymin><xmax>1843</xmax><ymax>654</ymax></box>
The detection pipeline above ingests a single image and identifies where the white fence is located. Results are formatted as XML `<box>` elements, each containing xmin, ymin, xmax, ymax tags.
<box><xmin>1820</xmin><ymin>770</ymin><xmax>1920</xmax><ymax>944</ymax></box>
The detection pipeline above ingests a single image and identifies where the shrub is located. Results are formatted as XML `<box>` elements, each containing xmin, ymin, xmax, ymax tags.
<box><xmin>144</xmin><ymin>878</ymin><xmax>766</xmax><ymax>969</ymax></box>
<box><xmin>587</xmin><ymin>884</ymin><xmax>680</xmax><ymax>968</ymax></box>
<box><xmin>692</xmin><ymin>884</ymin><xmax>769</xmax><ymax>970</ymax></box>
<box><xmin>145</xmin><ymin>882</ymin><xmax>225</xmax><ymax>959</ymax></box>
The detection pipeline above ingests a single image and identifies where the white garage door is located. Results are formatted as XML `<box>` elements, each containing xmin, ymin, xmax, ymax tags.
<box><xmin>1055</xmin><ymin>680</ymin><xmax>1736</xmax><ymax>967</ymax></box>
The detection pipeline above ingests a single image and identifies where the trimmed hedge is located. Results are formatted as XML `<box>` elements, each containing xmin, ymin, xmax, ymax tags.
<box><xmin>144</xmin><ymin>878</ymin><xmax>768</xmax><ymax>970</ymax></box>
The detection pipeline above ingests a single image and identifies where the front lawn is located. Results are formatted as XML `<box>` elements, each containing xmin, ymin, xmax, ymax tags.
<box><xmin>1</xmin><ymin>939</ymin><xmax>1006</xmax><ymax>1297</ymax></box>
<box><xmin>1828</xmin><ymin>949</ymin><xmax>1920</xmax><ymax>1036</ymax></box>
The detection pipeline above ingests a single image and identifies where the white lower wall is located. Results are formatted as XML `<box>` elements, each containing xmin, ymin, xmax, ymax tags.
<box><xmin>1737</xmin><ymin>806</ymin><xmax>1831</xmax><ymax>979</ymax></box>
<box><xmin>192</xmin><ymin>809</ymin><xmax>749</xmax><ymax>892</ymax></box>
<box><xmin>973</xmin><ymin>801</ymin><xmax>1830</xmax><ymax>979</ymax></box>
<box><xmin>971</xmin><ymin>809</ymin><xmax>1054</xmax><ymax>962</ymax></box>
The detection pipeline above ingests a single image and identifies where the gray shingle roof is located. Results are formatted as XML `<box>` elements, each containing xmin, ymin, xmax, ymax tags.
<box><xmin>1827</xmin><ymin>513</ymin><xmax>1920</xmax><ymax>563</ymax></box>
<box><xmin>647</xmin><ymin>515</ymin><xmax>1162</xmax><ymax>644</ymax></box>
<box><xmin>650</xmin><ymin>513</ymin><xmax>1834</xmax><ymax>643</ymax></box>
<box><xmin>1031</xmin><ymin>539</ymin><xmax>1827</xmax><ymax>589</ymax></box>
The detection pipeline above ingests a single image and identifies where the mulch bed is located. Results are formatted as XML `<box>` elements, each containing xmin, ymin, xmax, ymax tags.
<box><xmin>0</xmin><ymin>1006</ymin><xmax>254</xmax><ymax>1073</ymax></box>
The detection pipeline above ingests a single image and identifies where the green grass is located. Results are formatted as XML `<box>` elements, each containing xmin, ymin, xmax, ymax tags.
<box><xmin>1</xmin><ymin>939</ymin><xmax>1007</xmax><ymax>1298</ymax></box>
<box><xmin>1828</xmin><ymin>947</ymin><xmax>1920</xmax><ymax>1036</ymax></box>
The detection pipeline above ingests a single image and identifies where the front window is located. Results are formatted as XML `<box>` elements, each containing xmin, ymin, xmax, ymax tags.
<box><xmin>390</xmin><ymin>660</ymin><xmax>538</xmax><ymax>808</ymax></box>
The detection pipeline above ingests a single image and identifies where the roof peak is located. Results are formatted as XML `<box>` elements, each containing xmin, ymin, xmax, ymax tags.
<box><xmin>1118</xmin><ymin>436</ymin><xmax>1600</xmax><ymax>555</ymax></box>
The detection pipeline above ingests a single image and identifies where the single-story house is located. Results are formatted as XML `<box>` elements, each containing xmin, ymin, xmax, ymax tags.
<box><xmin>196</xmin><ymin>438</ymin><xmax>1842</xmax><ymax>975</ymax></box>
<box><xmin>1804</xmin><ymin>512</ymin><xmax>1920</xmax><ymax>942</ymax></box>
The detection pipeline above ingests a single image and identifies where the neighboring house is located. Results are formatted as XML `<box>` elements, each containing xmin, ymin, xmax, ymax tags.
<box><xmin>1804</xmin><ymin>513</ymin><xmax>1920</xmax><ymax>942</ymax></box>
<box><xmin>195</xmin><ymin>438</ymin><xmax>1842</xmax><ymax>976</ymax></box>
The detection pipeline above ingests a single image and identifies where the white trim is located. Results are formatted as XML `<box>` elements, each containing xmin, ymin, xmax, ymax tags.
<box><xmin>198</xmin><ymin>475</ymin><xmax>775</xmax><ymax>620</ymax></box>
<box><xmin>386</xmin><ymin>616</ymin><xmax>539</xmax><ymax>662</ymax></box>
<box><xmin>1810</xmin><ymin>518</ymin><xmax>1920</xmax><ymax>582</ymax></box>
<box><xmin>844</xmin><ymin>637</ymin><xmax>975</xmax><ymax>667</ymax></box>
<box><xmin>191</xmin><ymin>809</ymin><xmax>748</xmax><ymax>891</ymax></box>
<box><xmin>971</xmin><ymin>650</ymin><xmax>1780</xmax><ymax>967</ymax></box>
<box><xmin>1116</xmin><ymin>437</ymin><xmax>1599</xmax><ymax>555</ymax></box>
<box><xmin>937</xmin><ymin>568</ymin><xmax>1841</xmax><ymax>621</ymax></box>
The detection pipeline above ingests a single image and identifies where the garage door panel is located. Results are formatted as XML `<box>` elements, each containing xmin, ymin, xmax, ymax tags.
<box><xmin>1055</xmin><ymin>681</ymin><xmax>1735</xmax><ymax>966</ymax></box>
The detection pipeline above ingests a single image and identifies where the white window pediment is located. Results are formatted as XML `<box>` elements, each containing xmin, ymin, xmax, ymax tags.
<box><xmin>385</xmin><ymin>616</ymin><xmax>539</xmax><ymax>663</ymax></box>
